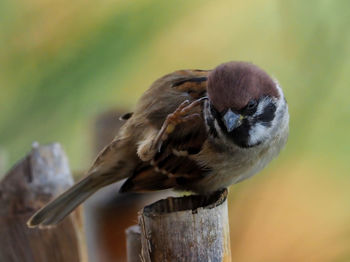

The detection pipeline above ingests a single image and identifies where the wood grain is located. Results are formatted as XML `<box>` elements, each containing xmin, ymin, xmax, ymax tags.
<box><xmin>138</xmin><ymin>189</ymin><xmax>231</xmax><ymax>262</ymax></box>
<box><xmin>0</xmin><ymin>143</ymin><xmax>86</xmax><ymax>262</ymax></box>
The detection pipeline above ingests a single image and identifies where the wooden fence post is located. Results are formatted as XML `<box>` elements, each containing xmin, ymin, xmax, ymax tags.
<box><xmin>127</xmin><ymin>189</ymin><xmax>231</xmax><ymax>262</ymax></box>
<box><xmin>0</xmin><ymin>143</ymin><xmax>86</xmax><ymax>262</ymax></box>
<box><xmin>126</xmin><ymin>225</ymin><xmax>142</xmax><ymax>262</ymax></box>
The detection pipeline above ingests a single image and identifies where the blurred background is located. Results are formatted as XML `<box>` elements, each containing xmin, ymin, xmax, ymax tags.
<box><xmin>1</xmin><ymin>0</ymin><xmax>349</xmax><ymax>261</ymax></box>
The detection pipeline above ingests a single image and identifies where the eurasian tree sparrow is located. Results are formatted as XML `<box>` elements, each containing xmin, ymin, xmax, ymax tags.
<box><xmin>28</xmin><ymin>61</ymin><xmax>289</xmax><ymax>227</ymax></box>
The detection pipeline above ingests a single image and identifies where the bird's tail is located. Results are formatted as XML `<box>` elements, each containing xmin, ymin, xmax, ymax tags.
<box><xmin>27</xmin><ymin>138</ymin><xmax>133</xmax><ymax>228</ymax></box>
<box><xmin>27</xmin><ymin>172</ymin><xmax>111</xmax><ymax>228</ymax></box>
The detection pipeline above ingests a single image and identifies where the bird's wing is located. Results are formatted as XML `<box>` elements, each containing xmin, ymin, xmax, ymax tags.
<box><xmin>27</xmin><ymin>69</ymin><xmax>213</xmax><ymax>227</ymax></box>
<box><xmin>120</xmin><ymin>69</ymin><xmax>212</xmax><ymax>192</ymax></box>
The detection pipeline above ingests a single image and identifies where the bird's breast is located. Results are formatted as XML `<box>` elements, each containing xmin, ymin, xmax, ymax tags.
<box><xmin>189</xmin><ymin>136</ymin><xmax>283</xmax><ymax>194</ymax></box>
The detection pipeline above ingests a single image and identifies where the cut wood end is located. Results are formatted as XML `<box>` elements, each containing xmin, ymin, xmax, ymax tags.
<box><xmin>137</xmin><ymin>189</ymin><xmax>231</xmax><ymax>261</ymax></box>
<box><xmin>141</xmin><ymin>189</ymin><xmax>228</xmax><ymax>216</ymax></box>
<box><xmin>126</xmin><ymin>224</ymin><xmax>141</xmax><ymax>235</ymax></box>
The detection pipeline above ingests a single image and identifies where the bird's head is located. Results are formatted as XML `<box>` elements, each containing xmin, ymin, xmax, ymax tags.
<box><xmin>205</xmin><ymin>61</ymin><xmax>288</xmax><ymax>148</ymax></box>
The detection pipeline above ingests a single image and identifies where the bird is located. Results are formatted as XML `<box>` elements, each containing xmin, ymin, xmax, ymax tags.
<box><xmin>27</xmin><ymin>61</ymin><xmax>289</xmax><ymax>228</ymax></box>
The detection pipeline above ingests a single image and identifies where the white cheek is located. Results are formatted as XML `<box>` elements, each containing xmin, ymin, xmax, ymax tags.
<box><xmin>255</xmin><ymin>103</ymin><xmax>264</xmax><ymax>115</ymax></box>
<box><xmin>214</xmin><ymin>119</ymin><xmax>224</xmax><ymax>138</ymax></box>
<box><xmin>248</xmin><ymin>123</ymin><xmax>269</xmax><ymax>146</ymax></box>
<box><xmin>256</xmin><ymin>97</ymin><xmax>270</xmax><ymax>115</ymax></box>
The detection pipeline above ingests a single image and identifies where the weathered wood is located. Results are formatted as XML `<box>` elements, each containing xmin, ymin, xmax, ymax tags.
<box><xmin>126</xmin><ymin>225</ymin><xmax>142</xmax><ymax>262</ymax></box>
<box><xmin>0</xmin><ymin>143</ymin><xmax>86</xmax><ymax>262</ymax></box>
<box><xmin>138</xmin><ymin>189</ymin><xmax>231</xmax><ymax>262</ymax></box>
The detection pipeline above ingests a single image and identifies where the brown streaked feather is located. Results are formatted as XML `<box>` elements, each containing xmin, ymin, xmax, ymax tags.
<box><xmin>172</xmin><ymin>77</ymin><xmax>208</xmax><ymax>99</ymax></box>
<box><xmin>120</xmin><ymin>151</ymin><xmax>211</xmax><ymax>193</ymax></box>
<box><xmin>88</xmin><ymin>138</ymin><xmax>136</xmax><ymax>176</ymax></box>
<box><xmin>27</xmin><ymin>61</ymin><xmax>287</xmax><ymax>228</ymax></box>
<box><xmin>120</xmin><ymin>69</ymin><xmax>211</xmax><ymax>193</ymax></box>
<box><xmin>133</xmin><ymin>69</ymin><xmax>211</xmax><ymax>128</ymax></box>
<box><xmin>120</xmin><ymin>166</ymin><xmax>174</xmax><ymax>192</ymax></box>
<box><xmin>170</xmin><ymin>70</ymin><xmax>209</xmax><ymax>99</ymax></box>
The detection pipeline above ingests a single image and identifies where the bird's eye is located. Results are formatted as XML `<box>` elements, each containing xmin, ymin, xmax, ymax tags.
<box><xmin>246</xmin><ymin>100</ymin><xmax>257</xmax><ymax>110</ymax></box>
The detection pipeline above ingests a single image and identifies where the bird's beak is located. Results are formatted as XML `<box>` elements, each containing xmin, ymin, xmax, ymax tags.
<box><xmin>223</xmin><ymin>109</ymin><xmax>242</xmax><ymax>132</ymax></box>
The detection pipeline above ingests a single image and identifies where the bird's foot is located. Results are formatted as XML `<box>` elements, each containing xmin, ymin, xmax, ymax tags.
<box><xmin>153</xmin><ymin>97</ymin><xmax>208</xmax><ymax>152</ymax></box>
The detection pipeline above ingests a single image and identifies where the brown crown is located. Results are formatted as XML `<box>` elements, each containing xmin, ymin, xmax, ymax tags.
<box><xmin>207</xmin><ymin>61</ymin><xmax>279</xmax><ymax>112</ymax></box>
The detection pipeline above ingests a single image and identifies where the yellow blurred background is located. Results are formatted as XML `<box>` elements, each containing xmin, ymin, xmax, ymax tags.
<box><xmin>1</xmin><ymin>0</ymin><xmax>349</xmax><ymax>261</ymax></box>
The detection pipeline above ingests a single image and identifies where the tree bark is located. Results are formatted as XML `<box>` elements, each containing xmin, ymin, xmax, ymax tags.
<box><xmin>0</xmin><ymin>143</ymin><xmax>86</xmax><ymax>262</ymax></box>
<box><xmin>137</xmin><ymin>189</ymin><xmax>231</xmax><ymax>262</ymax></box>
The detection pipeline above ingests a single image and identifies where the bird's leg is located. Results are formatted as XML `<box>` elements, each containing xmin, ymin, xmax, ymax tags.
<box><xmin>153</xmin><ymin>97</ymin><xmax>208</xmax><ymax>152</ymax></box>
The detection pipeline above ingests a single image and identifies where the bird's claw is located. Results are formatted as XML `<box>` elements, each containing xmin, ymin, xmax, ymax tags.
<box><xmin>153</xmin><ymin>97</ymin><xmax>207</xmax><ymax>152</ymax></box>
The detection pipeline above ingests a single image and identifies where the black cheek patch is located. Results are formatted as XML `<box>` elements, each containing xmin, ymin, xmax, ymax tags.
<box><xmin>229</xmin><ymin>119</ymin><xmax>251</xmax><ymax>148</ymax></box>
<box><xmin>172</xmin><ymin>77</ymin><xmax>208</xmax><ymax>87</ymax></box>
<box><xmin>257</xmin><ymin>103</ymin><xmax>276</xmax><ymax>126</ymax></box>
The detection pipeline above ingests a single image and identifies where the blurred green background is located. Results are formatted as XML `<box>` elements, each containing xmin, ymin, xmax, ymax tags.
<box><xmin>1</xmin><ymin>0</ymin><xmax>349</xmax><ymax>261</ymax></box>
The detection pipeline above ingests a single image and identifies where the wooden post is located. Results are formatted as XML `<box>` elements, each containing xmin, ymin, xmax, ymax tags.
<box><xmin>0</xmin><ymin>143</ymin><xmax>86</xmax><ymax>262</ymax></box>
<box><xmin>130</xmin><ymin>189</ymin><xmax>231</xmax><ymax>262</ymax></box>
<box><xmin>126</xmin><ymin>225</ymin><xmax>142</xmax><ymax>262</ymax></box>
